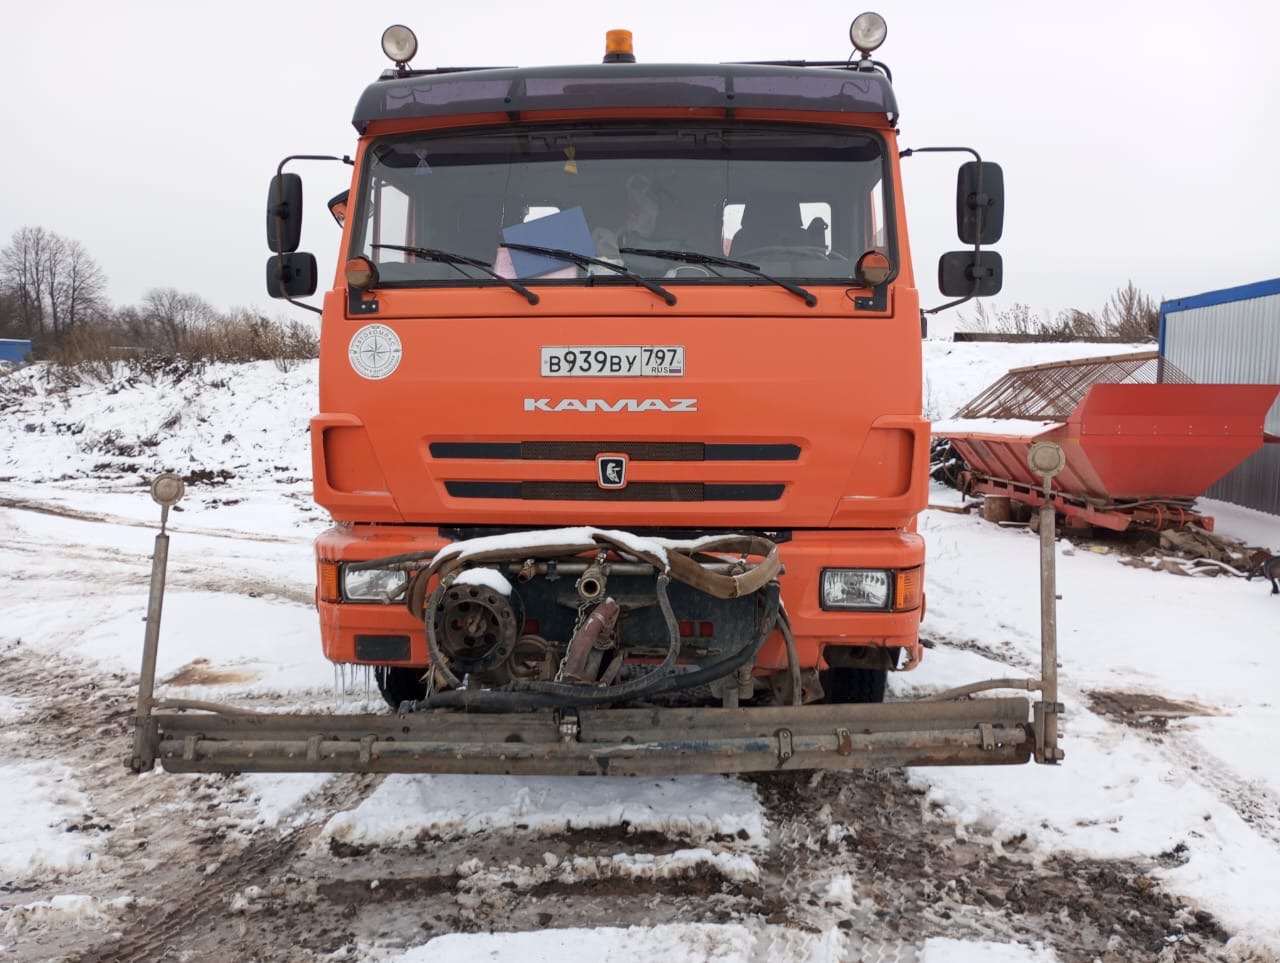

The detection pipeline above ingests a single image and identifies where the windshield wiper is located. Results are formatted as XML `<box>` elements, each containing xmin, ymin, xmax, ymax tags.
<box><xmin>370</xmin><ymin>244</ymin><xmax>539</xmax><ymax>305</ymax></box>
<box><xmin>501</xmin><ymin>242</ymin><xmax>677</xmax><ymax>306</ymax></box>
<box><xmin>620</xmin><ymin>247</ymin><xmax>817</xmax><ymax>307</ymax></box>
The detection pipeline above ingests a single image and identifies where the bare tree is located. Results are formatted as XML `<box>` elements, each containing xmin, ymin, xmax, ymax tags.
<box><xmin>48</xmin><ymin>237</ymin><xmax>107</xmax><ymax>339</ymax></box>
<box><xmin>0</xmin><ymin>288</ymin><xmax>20</xmax><ymax>340</ymax></box>
<box><xmin>141</xmin><ymin>287</ymin><xmax>218</xmax><ymax>351</ymax></box>
<box><xmin>0</xmin><ymin>226</ymin><xmax>108</xmax><ymax>349</ymax></box>
<box><xmin>0</xmin><ymin>226</ymin><xmax>52</xmax><ymax>341</ymax></box>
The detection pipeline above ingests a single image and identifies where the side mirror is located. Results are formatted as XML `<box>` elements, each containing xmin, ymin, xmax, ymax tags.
<box><xmin>265</xmin><ymin>253</ymin><xmax>317</xmax><ymax>298</ymax></box>
<box><xmin>938</xmin><ymin>250</ymin><xmax>1003</xmax><ymax>298</ymax></box>
<box><xmin>327</xmin><ymin>190</ymin><xmax>349</xmax><ymax>228</ymax></box>
<box><xmin>956</xmin><ymin>161</ymin><xmax>1004</xmax><ymax>245</ymax></box>
<box><xmin>266</xmin><ymin>174</ymin><xmax>304</xmax><ymax>253</ymax></box>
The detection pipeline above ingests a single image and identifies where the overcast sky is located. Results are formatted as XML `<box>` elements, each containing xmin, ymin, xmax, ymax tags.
<box><xmin>3</xmin><ymin>1</ymin><xmax>1277</xmax><ymax>332</ymax></box>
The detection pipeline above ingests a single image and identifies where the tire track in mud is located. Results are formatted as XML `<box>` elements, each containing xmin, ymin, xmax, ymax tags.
<box><xmin>1167</xmin><ymin>740</ymin><xmax>1280</xmax><ymax>850</ymax></box>
<box><xmin>928</xmin><ymin>631</ymin><xmax>1280</xmax><ymax>894</ymax></box>
<box><xmin>0</xmin><ymin>643</ymin><xmax>377</xmax><ymax>962</ymax></box>
<box><xmin>0</xmin><ymin>499</ymin><xmax>315</xmax><ymax>606</ymax></box>
<box><xmin>0</xmin><ymin>641</ymin><xmax>1251</xmax><ymax>962</ymax></box>
<box><xmin>745</xmin><ymin>769</ymin><xmax>1236</xmax><ymax>963</ymax></box>
<box><xmin>101</xmin><ymin>768</ymin><xmax>1240</xmax><ymax>963</ymax></box>
<box><xmin>0</xmin><ymin>493</ymin><xmax>303</xmax><ymax>543</ymax></box>
<box><xmin>1088</xmin><ymin>689</ymin><xmax>1280</xmax><ymax>851</ymax></box>
<box><xmin>68</xmin><ymin>774</ymin><xmax>385</xmax><ymax>963</ymax></box>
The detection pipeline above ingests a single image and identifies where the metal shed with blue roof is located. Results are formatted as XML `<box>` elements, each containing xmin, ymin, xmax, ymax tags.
<box><xmin>0</xmin><ymin>339</ymin><xmax>33</xmax><ymax>366</ymax></box>
<box><xmin>1160</xmin><ymin>278</ymin><xmax>1280</xmax><ymax>516</ymax></box>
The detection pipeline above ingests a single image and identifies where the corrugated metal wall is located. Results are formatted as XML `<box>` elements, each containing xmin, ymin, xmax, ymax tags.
<box><xmin>1160</xmin><ymin>279</ymin><xmax>1280</xmax><ymax>515</ymax></box>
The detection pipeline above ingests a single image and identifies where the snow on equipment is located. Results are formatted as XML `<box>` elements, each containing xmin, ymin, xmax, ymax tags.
<box><xmin>936</xmin><ymin>351</ymin><xmax>1280</xmax><ymax>532</ymax></box>
<box><xmin>130</xmin><ymin>15</ymin><xmax>1070</xmax><ymax>776</ymax></box>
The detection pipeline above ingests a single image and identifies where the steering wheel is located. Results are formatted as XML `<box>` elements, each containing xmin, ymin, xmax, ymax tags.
<box><xmin>734</xmin><ymin>245</ymin><xmax>846</xmax><ymax>262</ymax></box>
<box><xmin>663</xmin><ymin>264</ymin><xmax>716</xmax><ymax>278</ymax></box>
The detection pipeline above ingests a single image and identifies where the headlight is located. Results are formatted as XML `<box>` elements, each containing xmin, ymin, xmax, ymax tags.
<box><xmin>342</xmin><ymin>565</ymin><xmax>409</xmax><ymax>602</ymax></box>
<box><xmin>821</xmin><ymin>568</ymin><xmax>890</xmax><ymax>610</ymax></box>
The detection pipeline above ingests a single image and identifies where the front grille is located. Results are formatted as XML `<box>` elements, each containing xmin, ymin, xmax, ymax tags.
<box><xmin>442</xmin><ymin>525</ymin><xmax>793</xmax><ymax>542</ymax></box>
<box><xmin>430</xmin><ymin>441</ymin><xmax>800</xmax><ymax>461</ymax></box>
<box><xmin>522</xmin><ymin>441</ymin><xmax>704</xmax><ymax>460</ymax></box>
<box><xmin>445</xmin><ymin>481</ymin><xmax>784</xmax><ymax>501</ymax></box>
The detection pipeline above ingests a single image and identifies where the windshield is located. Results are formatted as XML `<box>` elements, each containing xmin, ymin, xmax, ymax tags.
<box><xmin>353</xmin><ymin>122</ymin><xmax>891</xmax><ymax>286</ymax></box>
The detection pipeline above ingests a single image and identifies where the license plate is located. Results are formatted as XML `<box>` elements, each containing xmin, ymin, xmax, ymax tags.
<box><xmin>540</xmin><ymin>345</ymin><xmax>685</xmax><ymax>377</ymax></box>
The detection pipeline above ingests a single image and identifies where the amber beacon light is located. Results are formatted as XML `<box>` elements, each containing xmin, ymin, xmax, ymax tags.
<box><xmin>604</xmin><ymin>29</ymin><xmax>636</xmax><ymax>63</ymax></box>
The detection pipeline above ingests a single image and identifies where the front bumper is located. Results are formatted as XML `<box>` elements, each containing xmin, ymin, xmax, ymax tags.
<box><xmin>313</xmin><ymin>524</ymin><xmax>925</xmax><ymax>670</ymax></box>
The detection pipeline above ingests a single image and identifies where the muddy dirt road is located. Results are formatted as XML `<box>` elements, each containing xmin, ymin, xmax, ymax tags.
<box><xmin>0</xmin><ymin>635</ymin><xmax>1251</xmax><ymax>963</ymax></box>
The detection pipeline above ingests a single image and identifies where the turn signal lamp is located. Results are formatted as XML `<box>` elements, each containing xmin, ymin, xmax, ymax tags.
<box><xmin>604</xmin><ymin>29</ymin><xmax>636</xmax><ymax>63</ymax></box>
<box><xmin>849</xmin><ymin>12</ymin><xmax>887</xmax><ymax>57</ymax></box>
<box><xmin>382</xmin><ymin>24</ymin><xmax>418</xmax><ymax>66</ymax></box>
<box><xmin>855</xmin><ymin>250</ymin><xmax>892</xmax><ymax>286</ymax></box>
<box><xmin>893</xmin><ymin>567</ymin><xmax>922</xmax><ymax>612</ymax></box>
<box><xmin>345</xmin><ymin>256</ymin><xmax>380</xmax><ymax>290</ymax></box>
<box><xmin>319</xmin><ymin>561</ymin><xmax>341</xmax><ymax>604</ymax></box>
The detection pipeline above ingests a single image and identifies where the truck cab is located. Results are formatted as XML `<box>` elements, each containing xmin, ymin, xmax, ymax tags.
<box><xmin>266</xmin><ymin>17</ymin><xmax>1008</xmax><ymax>731</ymax></box>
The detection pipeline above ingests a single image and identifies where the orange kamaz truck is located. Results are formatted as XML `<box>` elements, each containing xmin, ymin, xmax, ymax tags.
<box><xmin>131</xmin><ymin>15</ymin><xmax>1067</xmax><ymax>776</ymax></box>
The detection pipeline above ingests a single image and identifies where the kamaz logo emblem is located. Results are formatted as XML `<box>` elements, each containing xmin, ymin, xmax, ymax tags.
<box><xmin>523</xmin><ymin>398</ymin><xmax>698</xmax><ymax>413</ymax></box>
<box><xmin>597</xmin><ymin>454</ymin><xmax>627</xmax><ymax>489</ymax></box>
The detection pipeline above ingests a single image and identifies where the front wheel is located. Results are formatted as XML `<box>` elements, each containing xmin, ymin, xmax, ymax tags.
<box><xmin>825</xmin><ymin>667</ymin><xmax>887</xmax><ymax>704</ymax></box>
<box><xmin>374</xmin><ymin>666</ymin><xmax>428</xmax><ymax>709</ymax></box>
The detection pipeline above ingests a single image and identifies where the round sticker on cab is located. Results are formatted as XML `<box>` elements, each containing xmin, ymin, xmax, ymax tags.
<box><xmin>348</xmin><ymin>324</ymin><xmax>402</xmax><ymax>380</ymax></box>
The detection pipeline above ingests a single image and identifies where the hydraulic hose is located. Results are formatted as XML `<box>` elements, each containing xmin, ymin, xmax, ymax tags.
<box><xmin>412</xmin><ymin>583</ymin><xmax>780</xmax><ymax>713</ymax></box>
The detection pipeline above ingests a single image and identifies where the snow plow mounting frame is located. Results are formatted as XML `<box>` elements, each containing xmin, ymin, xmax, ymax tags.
<box><xmin>128</xmin><ymin>447</ymin><xmax>1065</xmax><ymax>776</ymax></box>
<box><xmin>135</xmin><ymin>699</ymin><xmax>1034</xmax><ymax>776</ymax></box>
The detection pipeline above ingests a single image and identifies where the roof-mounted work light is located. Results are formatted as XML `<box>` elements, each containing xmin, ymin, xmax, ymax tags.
<box><xmin>849</xmin><ymin>12</ymin><xmax>887</xmax><ymax>58</ymax></box>
<box><xmin>381</xmin><ymin>24</ymin><xmax>418</xmax><ymax>67</ymax></box>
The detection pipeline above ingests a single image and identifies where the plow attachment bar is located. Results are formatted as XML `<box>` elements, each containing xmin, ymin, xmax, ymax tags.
<box><xmin>142</xmin><ymin>698</ymin><xmax>1033</xmax><ymax>776</ymax></box>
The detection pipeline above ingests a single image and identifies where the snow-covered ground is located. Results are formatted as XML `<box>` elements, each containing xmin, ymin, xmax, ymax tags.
<box><xmin>1</xmin><ymin>343</ymin><xmax>1278</xmax><ymax>961</ymax></box>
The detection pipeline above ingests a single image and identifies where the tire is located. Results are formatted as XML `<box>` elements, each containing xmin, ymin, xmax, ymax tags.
<box><xmin>826</xmin><ymin>667</ymin><xmax>887</xmax><ymax>704</ymax></box>
<box><xmin>374</xmin><ymin>666</ymin><xmax>428</xmax><ymax>709</ymax></box>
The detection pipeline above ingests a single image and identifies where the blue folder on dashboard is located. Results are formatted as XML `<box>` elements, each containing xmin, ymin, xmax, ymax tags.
<box><xmin>501</xmin><ymin>207</ymin><xmax>597</xmax><ymax>278</ymax></box>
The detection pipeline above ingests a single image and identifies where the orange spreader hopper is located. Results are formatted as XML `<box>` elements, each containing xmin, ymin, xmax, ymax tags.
<box><xmin>935</xmin><ymin>353</ymin><xmax>1280</xmax><ymax>531</ymax></box>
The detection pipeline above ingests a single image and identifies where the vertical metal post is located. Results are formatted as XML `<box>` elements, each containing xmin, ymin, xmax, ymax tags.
<box><xmin>128</xmin><ymin>474</ymin><xmax>185</xmax><ymax>773</ymax></box>
<box><xmin>1027</xmin><ymin>443</ymin><xmax>1065</xmax><ymax>764</ymax></box>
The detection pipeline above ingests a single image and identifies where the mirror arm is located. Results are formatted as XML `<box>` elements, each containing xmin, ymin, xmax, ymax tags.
<box><xmin>923</xmin><ymin>290</ymin><xmax>977</xmax><ymax>317</ymax></box>
<box><xmin>286</xmin><ymin>297</ymin><xmax>322</xmax><ymax>316</ymax></box>
<box><xmin>899</xmin><ymin>144</ymin><xmax>988</xmax><ymax>254</ymax></box>
<box><xmin>902</xmin><ymin>146</ymin><xmax>991</xmax><ymax>316</ymax></box>
<box><xmin>269</xmin><ymin>154</ymin><xmax>354</xmax><ymax>310</ymax></box>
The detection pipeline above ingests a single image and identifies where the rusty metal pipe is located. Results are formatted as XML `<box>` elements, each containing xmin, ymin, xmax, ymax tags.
<box><xmin>921</xmin><ymin>678</ymin><xmax>1041</xmax><ymax>702</ymax></box>
<box><xmin>562</xmin><ymin>598</ymin><xmax>620</xmax><ymax>682</ymax></box>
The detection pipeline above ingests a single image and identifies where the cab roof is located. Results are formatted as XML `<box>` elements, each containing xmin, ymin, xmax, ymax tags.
<box><xmin>352</xmin><ymin>61</ymin><xmax>897</xmax><ymax>133</ymax></box>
